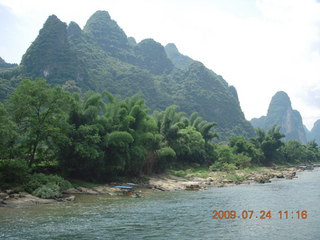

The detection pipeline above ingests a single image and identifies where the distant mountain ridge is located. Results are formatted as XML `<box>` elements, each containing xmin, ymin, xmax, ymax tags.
<box><xmin>0</xmin><ymin>10</ymin><xmax>255</xmax><ymax>138</ymax></box>
<box><xmin>251</xmin><ymin>91</ymin><xmax>307</xmax><ymax>143</ymax></box>
<box><xmin>306</xmin><ymin>120</ymin><xmax>320</xmax><ymax>145</ymax></box>
<box><xmin>164</xmin><ymin>43</ymin><xmax>193</xmax><ymax>70</ymax></box>
<box><xmin>0</xmin><ymin>57</ymin><xmax>17</xmax><ymax>70</ymax></box>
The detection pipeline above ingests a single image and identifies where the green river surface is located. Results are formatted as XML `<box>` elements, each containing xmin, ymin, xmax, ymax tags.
<box><xmin>1</xmin><ymin>168</ymin><xmax>320</xmax><ymax>240</ymax></box>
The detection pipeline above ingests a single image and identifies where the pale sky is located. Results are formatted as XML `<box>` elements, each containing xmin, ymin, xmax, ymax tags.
<box><xmin>1</xmin><ymin>0</ymin><xmax>320</xmax><ymax>130</ymax></box>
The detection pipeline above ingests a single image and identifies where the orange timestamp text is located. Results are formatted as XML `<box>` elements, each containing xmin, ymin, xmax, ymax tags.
<box><xmin>212</xmin><ymin>210</ymin><xmax>308</xmax><ymax>220</ymax></box>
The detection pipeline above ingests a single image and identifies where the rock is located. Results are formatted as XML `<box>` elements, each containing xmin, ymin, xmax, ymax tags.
<box><xmin>298</xmin><ymin>166</ymin><xmax>307</xmax><ymax>170</ymax></box>
<box><xmin>222</xmin><ymin>179</ymin><xmax>233</xmax><ymax>184</ymax></box>
<box><xmin>76</xmin><ymin>187</ymin><xmax>99</xmax><ymax>195</ymax></box>
<box><xmin>268</xmin><ymin>173</ymin><xmax>275</xmax><ymax>178</ymax></box>
<box><xmin>1</xmin><ymin>194</ymin><xmax>56</xmax><ymax>207</ymax></box>
<box><xmin>9</xmin><ymin>193</ymin><xmax>19</xmax><ymax>199</ymax></box>
<box><xmin>92</xmin><ymin>186</ymin><xmax>117</xmax><ymax>194</ymax></box>
<box><xmin>216</xmin><ymin>184</ymin><xmax>226</xmax><ymax>188</ymax></box>
<box><xmin>63</xmin><ymin>188</ymin><xmax>81</xmax><ymax>194</ymax></box>
<box><xmin>64</xmin><ymin>187</ymin><xmax>99</xmax><ymax>195</ymax></box>
<box><xmin>5</xmin><ymin>189</ymin><xmax>13</xmax><ymax>194</ymax></box>
<box><xmin>65</xmin><ymin>195</ymin><xmax>75</xmax><ymax>201</ymax></box>
<box><xmin>283</xmin><ymin>171</ymin><xmax>296</xmax><ymax>179</ymax></box>
<box><xmin>152</xmin><ymin>185</ymin><xmax>166</xmax><ymax>191</ymax></box>
<box><xmin>207</xmin><ymin>177</ymin><xmax>214</xmax><ymax>182</ymax></box>
<box><xmin>275</xmin><ymin>173</ymin><xmax>285</xmax><ymax>178</ymax></box>
<box><xmin>306</xmin><ymin>165</ymin><xmax>314</xmax><ymax>170</ymax></box>
<box><xmin>254</xmin><ymin>175</ymin><xmax>271</xmax><ymax>183</ymax></box>
<box><xmin>56</xmin><ymin>195</ymin><xmax>75</xmax><ymax>202</ymax></box>
<box><xmin>185</xmin><ymin>184</ymin><xmax>200</xmax><ymax>190</ymax></box>
<box><xmin>298</xmin><ymin>165</ymin><xmax>314</xmax><ymax>171</ymax></box>
<box><xmin>0</xmin><ymin>192</ymin><xmax>8</xmax><ymax>199</ymax></box>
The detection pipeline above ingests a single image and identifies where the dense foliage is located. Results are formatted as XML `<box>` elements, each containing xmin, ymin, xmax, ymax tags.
<box><xmin>1</xmin><ymin>79</ymin><xmax>319</xmax><ymax>191</ymax></box>
<box><xmin>0</xmin><ymin>10</ymin><xmax>255</xmax><ymax>139</ymax></box>
<box><xmin>1</xmin><ymin>79</ymin><xmax>218</xmax><ymax>183</ymax></box>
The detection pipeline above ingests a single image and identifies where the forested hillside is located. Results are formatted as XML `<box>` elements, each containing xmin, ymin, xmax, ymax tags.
<box><xmin>0</xmin><ymin>57</ymin><xmax>17</xmax><ymax>70</ymax></box>
<box><xmin>0</xmin><ymin>10</ymin><xmax>254</xmax><ymax>138</ymax></box>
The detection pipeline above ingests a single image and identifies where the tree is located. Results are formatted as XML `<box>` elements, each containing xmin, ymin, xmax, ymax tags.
<box><xmin>281</xmin><ymin>140</ymin><xmax>320</xmax><ymax>164</ymax></box>
<box><xmin>0</xmin><ymin>103</ymin><xmax>17</xmax><ymax>159</ymax></box>
<box><xmin>229</xmin><ymin>136</ymin><xmax>263</xmax><ymax>164</ymax></box>
<box><xmin>8</xmin><ymin>79</ymin><xmax>69</xmax><ymax>167</ymax></box>
<box><xmin>172</xmin><ymin>126</ymin><xmax>206</xmax><ymax>164</ymax></box>
<box><xmin>252</xmin><ymin>125</ymin><xmax>285</xmax><ymax>164</ymax></box>
<box><xmin>58</xmin><ymin>91</ymin><xmax>107</xmax><ymax>180</ymax></box>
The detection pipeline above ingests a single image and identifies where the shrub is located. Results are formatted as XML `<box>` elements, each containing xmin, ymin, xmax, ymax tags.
<box><xmin>227</xmin><ymin>174</ymin><xmax>247</xmax><ymax>183</ymax></box>
<box><xmin>33</xmin><ymin>183</ymin><xmax>61</xmax><ymax>199</ymax></box>
<box><xmin>234</xmin><ymin>154</ymin><xmax>252</xmax><ymax>169</ymax></box>
<box><xmin>209</xmin><ymin>162</ymin><xmax>238</xmax><ymax>172</ymax></box>
<box><xmin>209</xmin><ymin>162</ymin><xmax>223</xmax><ymax>171</ymax></box>
<box><xmin>46</xmin><ymin>174</ymin><xmax>72</xmax><ymax>191</ymax></box>
<box><xmin>170</xmin><ymin>169</ymin><xmax>187</xmax><ymax>177</ymax></box>
<box><xmin>222</xmin><ymin>163</ymin><xmax>238</xmax><ymax>172</ymax></box>
<box><xmin>0</xmin><ymin>159</ymin><xmax>30</xmax><ymax>189</ymax></box>
<box><xmin>23</xmin><ymin>173</ymin><xmax>72</xmax><ymax>193</ymax></box>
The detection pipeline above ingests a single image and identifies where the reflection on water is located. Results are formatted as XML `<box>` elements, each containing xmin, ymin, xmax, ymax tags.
<box><xmin>1</xmin><ymin>169</ymin><xmax>320</xmax><ymax>240</ymax></box>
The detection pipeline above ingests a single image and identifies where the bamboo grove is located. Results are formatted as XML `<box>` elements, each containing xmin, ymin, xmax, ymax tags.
<box><xmin>1</xmin><ymin>79</ymin><xmax>320</xmax><ymax>184</ymax></box>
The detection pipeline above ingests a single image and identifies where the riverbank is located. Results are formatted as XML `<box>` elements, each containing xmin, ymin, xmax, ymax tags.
<box><xmin>148</xmin><ymin>166</ymin><xmax>298</xmax><ymax>191</ymax></box>
<box><xmin>1</xmin><ymin>164</ymin><xmax>319</xmax><ymax>207</ymax></box>
<box><xmin>148</xmin><ymin>163</ymin><xmax>320</xmax><ymax>191</ymax></box>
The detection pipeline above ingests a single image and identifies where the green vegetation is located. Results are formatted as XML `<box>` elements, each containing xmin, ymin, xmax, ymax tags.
<box><xmin>1</xmin><ymin>79</ymin><xmax>320</xmax><ymax>196</ymax></box>
<box><xmin>0</xmin><ymin>57</ymin><xmax>17</xmax><ymax>71</ymax></box>
<box><xmin>226</xmin><ymin>174</ymin><xmax>247</xmax><ymax>183</ymax></box>
<box><xmin>1</xmin><ymin>10</ymin><xmax>255</xmax><ymax>139</ymax></box>
<box><xmin>33</xmin><ymin>183</ymin><xmax>61</xmax><ymax>199</ymax></box>
<box><xmin>171</xmin><ymin>168</ymin><xmax>211</xmax><ymax>178</ymax></box>
<box><xmin>164</xmin><ymin>43</ymin><xmax>193</xmax><ymax>70</ymax></box>
<box><xmin>0</xmin><ymin>79</ymin><xmax>218</xmax><ymax>185</ymax></box>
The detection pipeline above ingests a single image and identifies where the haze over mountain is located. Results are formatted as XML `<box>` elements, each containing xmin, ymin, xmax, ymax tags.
<box><xmin>251</xmin><ymin>91</ymin><xmax>307</xmax><ymax>143</ymax></box>
<box><xmin>164</xmin><ymin>43</ymin><xmax>193</xmax><ymax>70</ymax></box>
<box><xmin>0</xmin><ymin>57</ymin><xmax>17</xmax><ymax>71</ymax></box>
<box><xmin>0</xmin><ymin>10</ymin><xmax>255</xmax><ymax>138</ymax></box>
<box><xmin>306</xmin><ymin>120</ymin><xmax>320</xmax><ymax>145</ymax></box>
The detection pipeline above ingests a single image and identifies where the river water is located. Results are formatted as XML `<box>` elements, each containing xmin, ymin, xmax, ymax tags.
<box><xmin>0</xmin><ymin>168</ymin><xmax>319</xmax><ymax>240</ymax></box>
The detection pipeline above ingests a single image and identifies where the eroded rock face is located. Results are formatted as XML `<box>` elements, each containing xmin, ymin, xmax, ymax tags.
<box><xmin>251</xmin><ymin>91</ymin><xmax>307</xmax><ymax>143</ymax></box>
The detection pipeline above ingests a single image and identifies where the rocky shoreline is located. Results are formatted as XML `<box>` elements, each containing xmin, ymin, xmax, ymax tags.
<box><xmin>148</xmin><ymin>166</ymin><xmax>299</xmax><ymax>191</ymax></box>
<box><xmin>1</xmin><ymin>164</ymin><xmax>319</xmax><ymax>207</ymax></box>
<box><xmin>0</xmin><ymin>192</ymin><xmax>75</xmax><ymax>207</ymax></box>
